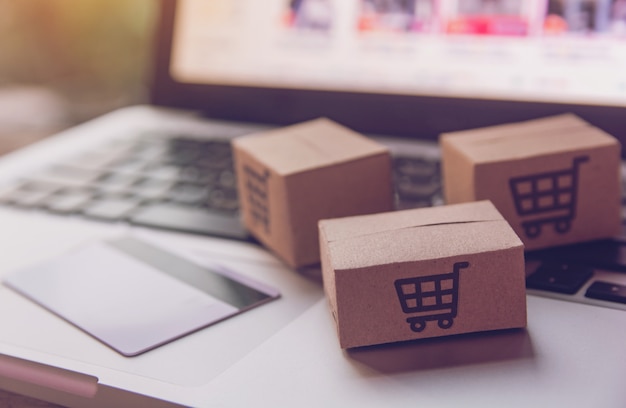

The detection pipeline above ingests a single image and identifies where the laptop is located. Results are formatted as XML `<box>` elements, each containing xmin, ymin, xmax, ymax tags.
<box><xmin>0</xmin><ymin>0</ymin><xmax>625</xmax><ymax>406</ymax></box>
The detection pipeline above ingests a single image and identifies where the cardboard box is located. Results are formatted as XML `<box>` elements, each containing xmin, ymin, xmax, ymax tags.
<box><xmin>441</xmin><ymin>114</ymin><xmax>621</xmax><ymax>251</ymax></box>
<box><xmin>233</xmin><ymin>118</ymin><xmax>394</xmax><ymax>269</ymax></box>
<box><xmin>319</xmin><ymin>200</ymin><xmax>526</xmax><ymax>349</ymax></box>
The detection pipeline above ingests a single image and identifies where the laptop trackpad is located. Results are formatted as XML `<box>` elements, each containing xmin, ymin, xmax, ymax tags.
<box><xmin>3</xmin><ymin>237</ymin><xmax>280</xmax><ymax>357</ymax></box>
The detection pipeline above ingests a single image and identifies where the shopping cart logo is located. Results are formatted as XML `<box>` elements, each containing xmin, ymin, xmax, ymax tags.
<box><xmin>394</xmin><ymin>261</ymin><xmax>469</xmax><ymax>333</ymax></box>
<box><xmin>243</xmin><ymin>165</ymin><xmax>270</xmax><ymax>233</ymax></box>
<box><xmin>509</xmin><ymin>156</ymin><xmax>588</xmax><ymax>239</ymax></box>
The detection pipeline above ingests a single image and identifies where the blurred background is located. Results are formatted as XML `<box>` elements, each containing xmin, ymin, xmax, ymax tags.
<box><xmin>0</xmin><ymin>0</ymin><xmax>157</xmax><ymax>155</ymax></box>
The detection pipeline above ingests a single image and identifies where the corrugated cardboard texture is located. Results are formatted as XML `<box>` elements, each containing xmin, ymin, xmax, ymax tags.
<box><xmin>234</xmin><ymin>118</ymin><xmax>394</xmax><ymax>269</ymax></box>
<box><xmin>441</xmin><ymin>114</ymin><xmax>621</xmax><ymax>251</ymax></box>
<box><xmin>319</xmin><ymin>201</ymin><xmax>527</xmax><ymax>349</ymax></box>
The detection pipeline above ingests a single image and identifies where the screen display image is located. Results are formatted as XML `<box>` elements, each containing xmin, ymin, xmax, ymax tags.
<box><xmin>155</xmin><ymin>0</ymin><xmax>626</xmax><ymax>144</ymax></box>
<box><xmin>171</xmin><ymin>0</ymin><xmax>626</xmax><ymax>107</ymax></box>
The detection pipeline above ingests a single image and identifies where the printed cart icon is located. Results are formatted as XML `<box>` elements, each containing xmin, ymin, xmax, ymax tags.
<box><xmin>508</xmin><ymin>155</ymin><xmax>589</xmax><ymax>239</ymax></box>
<box><xmin>394</xmin><ymin>261</ymin><xmax>469</xmax><ymax>333</ymax></box>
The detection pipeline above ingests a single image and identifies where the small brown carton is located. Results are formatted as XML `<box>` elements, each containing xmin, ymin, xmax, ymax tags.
<box><xmin>233</xmin><ymin>118</ymin><xmax>394</xmax><ymax>269</ymax></box>
<box><xmin>441</xmin><ymin>114</ymin><xmax>621</xmax><ymax>251</ymax></box>
<box><xmin>319</xmin><ymin>200</ymin><xmax>526</xmax><ymax>349</ymax></box>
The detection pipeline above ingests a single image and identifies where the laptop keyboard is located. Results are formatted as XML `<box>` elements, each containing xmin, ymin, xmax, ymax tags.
<box><xmin>1</xmin><ymin>132</ymin><xmax>625</xmax><ymax>308</ymax></box>
<box><xmin>0</xmin><ymin>135</ymin><xmax>249</xmax><ymax>239</ymax></box>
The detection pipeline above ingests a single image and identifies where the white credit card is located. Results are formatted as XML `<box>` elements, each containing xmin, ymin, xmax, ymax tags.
<box><xmin>4</xmin><ymin>236</ymin><xmax>280</xmax><ymax>357</ymax></box>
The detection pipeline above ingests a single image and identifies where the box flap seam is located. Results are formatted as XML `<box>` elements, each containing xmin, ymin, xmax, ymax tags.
<box><xmin>326</xmin><ymin>219</ymin><xmax>503</xmax><ymax>242</ymax></box>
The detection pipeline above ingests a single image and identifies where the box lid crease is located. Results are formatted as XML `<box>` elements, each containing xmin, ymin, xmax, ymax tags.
<box><xmin>324</xmin><ymin>219</ymin><xmax>503</xmax><ymax>243</ymax></box>
<box><xmin>320</xmin><ymin>201</ymin><xmax>503</xmax><ymax>242</ymax></box>
<box><xmin>320</xmin><ymin>202</ymin><xmax>523</xmax><ymax>270</ymax></box>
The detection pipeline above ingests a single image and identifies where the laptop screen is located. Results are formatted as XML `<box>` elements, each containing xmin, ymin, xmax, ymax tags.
<box><xmin>152</xmin><ymin>0</ymin><xmax>626</xmax><ymax>145</ymax></box>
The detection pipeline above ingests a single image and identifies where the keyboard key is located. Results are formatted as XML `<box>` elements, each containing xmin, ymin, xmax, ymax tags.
<box><xmin>45</xmin><ymin>192</ymin><xmax>94</xmax><ymax>214</ymax></box>
<box><xmin>67</xmin><ymin>151</ymin><xmax>128</xmax><ymax>170</ymax></box>
<box><xmin>529</xmin><ymin>239</ymin><xmax>626</xmax><ymax>273</ymax></box>
<box><xmin>217</xmin><ymin>170</ymin><xmax>237</xmax><ymax>189</ymax></box>
<box><xmin>30</xmin><ymin>166</ymin><xmax>103</xmax><ymax>187</ymax></box>
<box><xmin>97</xmin><ymin>173</ymin><xmax>140</xmax><ymax>194</ymax></box>
<box><xmin>178</xmin><ymin>166</ymin><xmax>219</xmax><ymax>185</ymax></box>
<box><xmin>196</xmin><ymin>156</ymin><xmax>233</xmax><ymax>170</ymax></box>
<box><xmin>167</xmin><ymin>183</ymin><xmax>210</xmax><ymax>205</ymax></box>
<box><xmin>585</xmin><ymin>281</ymin><xmax>626</xmax><ymax>304</ymax></box>
<box><xmin>110</xmin><ymin>158</ymin><xmax>151</xmax><ymax>174</ymax></box>
<box><xmin>396</xmin><ymin>176</ymin><xmax>440</xmax><ymax>199</ymax></box>
<box><xmin>0</xmin><ymin>181</ymin><xmax>60</xmax><ymax>207</ymax></box>
<box><xmin>149</xmin><ymin>164</ymin><xmax>182</xmax><ymax>180</ymax></box>
<box><xmin>132</xmin><ymin>178</ymin><xmax>172</xmax><ymax>200</ymax></box>
<box><xmin>394</xmin><ymin>156</ymin><xmax>439</xmax><ymax>178</ymax></box>
<box><xmin>130</xmin><ymin>203</ymin><xmax>248</xmax><ymax>239</ymax></box>
<box><xmin>6</xmin><ymin>189</ymin><xmax>55</xmax><ymax>208</ymax></box>
<box><xmin>131</xmin><ymin>144</ymin><xmax>168</xmax><ymax>161</ymax></box>
<box><xmin>83</xmin><ymin>197</ymin><xmax>142</xmax><ymax>220</ymax></box>
<box><xmin>207</xmin><ymin>188</ymin><xmax>239</xmax><ymax>212</ymax></box>
<box><xmin>18</xmin><ymin>180</ymin><xmax>63</xmax><ymax>194</ymax></box>
<box><xmin>167</xmin><ymin>148</ymin><xmax>200</xmax><ymax>165</ymax></box>
<box><xmin>526</xmin><ymin>260</ymin><xmax>594</xmax><ymax>294</ymax></box>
